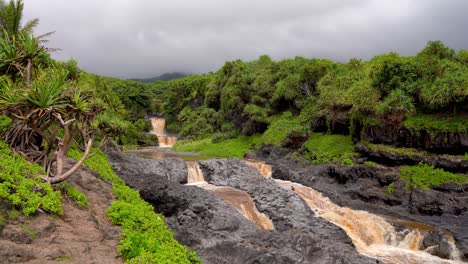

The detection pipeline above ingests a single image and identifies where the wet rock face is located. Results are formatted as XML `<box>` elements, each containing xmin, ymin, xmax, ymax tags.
<box><xmin>246</xmin><ymin>145</ymin><xmax>468</xmax><ymax>261</ymax></box>
<box><xmin>355</xmin><ymin>143</ymin><xmax>468</xmax><ymax>173</ymax></box>
<box><xmin>108</xmin><ymin>152</ymin><xmax>379</xmax><ymax>264</ymax></box>
<box><xmin>108</xmin><ymin>152</ymin><xmax>187</xmax><ymax>184</ymax></box>
<box><xmin>363</xmin><ymin>125</ymin><xmax>468</xmax><ymax>155</ymax></box>
<box><xmin>420</xmin><ymin>231</ymin><xmax>452</xmax><ymax>260</ymax></box>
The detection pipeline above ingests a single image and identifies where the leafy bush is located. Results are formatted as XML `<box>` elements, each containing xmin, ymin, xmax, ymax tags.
<box><xmin>0</xmin><ymin>140</ymin><xmax>63</xmax><ymax>215</ymax></box>
<box><xmin>67</xmin><ymin>148</ymin><xmax>200</xmax><ymax>263</ymax></box>
<box><xmin>377</xmin><ymin>89</ymin><xmax>415</xmax><ymax>117</ymax></box>
<box><xmin>259</xmin><ymin>112</ymin><xmax>304</xmax><ymax>146</ymax></box>
<box><xmin>60</xmin><ymin>182</ymin><xmax>88</xmax><ymax>208</ymax></box>
<box><xmin>0</xmin><ymin>115</ymin><xmax>12</xmax><ymax>133</ymax></box>
<box><xmin>400</xmin><ymin>163</ymin><xmax>468</xmax><ymax>190</ymax></box>
<box><xmin>302</xmin><ymin>133</ymin><xmax>358</xmax><ymax>165</ymax></box>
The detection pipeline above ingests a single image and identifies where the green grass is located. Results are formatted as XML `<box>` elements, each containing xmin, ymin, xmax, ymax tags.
<box><xmin>302</xmin><ymin>133</ymin><xmax>358</xmax><ymax>165</ymax></box>
<box><xmin>386</xmin><ymin>182</ymin><xmax>395</xmax><ymax>194</ymax></box>
<box><xmin>173</xmin><ymin>135</ymin><xmax>261</xmax><ymax>158</ymax></box>
<box><xmin>404</xmin><ymin>114</ymin><xmax>468</xmax><ymax>134</ymax></box>
<box><xmin>364</xmin><ymin>142</ymin><xmax>465</xmax><ymax>161</ymax></box>
<box><xmin>7</xmin><ymin>209</ymin><xmax>19</xmax><ymax>220</ymax></box>
<box><xmin>60</xmin><ymin>182</ymin><xmax>88</xmax><ymax>208</ymax></box>
<box><xmin>67</xmin><ymin>148</ymin><xmax>200</xmax><ymax>264</ymax></box>
<box><xmin>400</xmin><ymin>163</ymin><xmax>468</xmax><ymax>190</ymax></box>
<box><xmin>55</xmin><ymin>256</ymin><xmax>73</xmax><ymax>261</ymax></box>
<box><xmin>259</xmin><ymin>113</ymin><xmax>304</xmax><ymax>146</ymax></box>
<box><xmin>365</xmin><ymin>142</ymin><xmax>426</xmax><ymax>158</ymax></box>
<box><xmin>0</xmin><ymin>141</ymin><xmax>63</xmax><ymax>216</ymax></box>
<box><xmin>21</xmin><ymin>224</ymin><xmax>38</xmax><ymax>239</ymax></box>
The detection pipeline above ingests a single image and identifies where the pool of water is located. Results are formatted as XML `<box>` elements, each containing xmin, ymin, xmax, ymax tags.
<box><xmin>126</xmin><ymin>146</ymin><xmax>211</xmax><ymax>161</ymax></box>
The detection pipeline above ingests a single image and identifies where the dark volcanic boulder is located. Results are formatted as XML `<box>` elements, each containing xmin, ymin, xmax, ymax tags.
<box><xmin>108</xmin><ymin>151</ymin><xmax>188</xmax><ymax>184</ymax></box>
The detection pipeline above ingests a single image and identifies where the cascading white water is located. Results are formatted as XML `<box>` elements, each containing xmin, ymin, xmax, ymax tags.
<box><xmin>274</xmin><ymin>179</ymin><xmax>463</xmax><ymax>264</ymax></box>
<box><xmin>150</xmin><ymin>117</ymin><xmax>177</xmax><ymax>148</ymax></box>
<box><xmin>185</xmin><ymin>161</ymin><xmax>274</xmax><ymax>230</ymax></box>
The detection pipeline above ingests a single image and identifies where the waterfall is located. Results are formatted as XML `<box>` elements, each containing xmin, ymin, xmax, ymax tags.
<box><xmin>186</xmin><ymin>161</ymin><xmax>206</xmax><ymax>184</ymax></box>
<box><xmin>150</xmin><ymin>117</ymin><xmax>177</xmax><ymax>148</ymax></box>
<box><xmin>244</xmin><ymin>159</ymin><xmax>272</xmax><ymax>178</ymax></box>
<box><xmin>185</xmin><ymin>161</ymin><xmax>274</xmax><ymax>230</ymax></box>
<box><xmin>275</xmin><ymin>179</ymin><xmax>462</xmax><ymax>264</ymax></box>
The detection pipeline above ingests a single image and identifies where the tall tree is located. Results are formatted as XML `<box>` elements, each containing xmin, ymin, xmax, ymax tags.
<box><xmin>0</xmin><ymin>0</ymin><xmax>38</xmax><ymax>37</ymax></box>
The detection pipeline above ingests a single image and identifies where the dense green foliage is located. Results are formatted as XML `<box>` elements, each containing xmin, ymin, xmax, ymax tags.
<box><xmin>0</xmin><ymin>140</ymin><xmax>63</xmax><ymax>215</ymax></box>
<box><xmin>152</xmin><ymin>41</ymin><xmax>466</xmax><ymax>142</ymax></box>
<box><xmin>400</xmin><ymin>163</ymin><xmax>468</xmax><ymax>190</ymax></box>
<box><xmin>174</xmin><ymin>135</ymin><xmax>261</xmax><ymax>158</ymax></box>
<box><xmin>67</xmin><ymin>148</ymin><xmax>200</xmax><ymax>264</ymax></box>
<box><xmin>302</xmin><ymin>134</ymin><xmax>357</xmax><ymax>165</ymax></box>
<box><xmin>258</xmin><ymin>112</ymin><xmax>304</xmax><ymax>146</ymax></box>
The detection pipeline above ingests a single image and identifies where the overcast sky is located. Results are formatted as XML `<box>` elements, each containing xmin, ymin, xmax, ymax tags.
<box><xmin>23</xmin><ymin>0</ymin><xmax>468</xmax><ymax>79</ymax></box>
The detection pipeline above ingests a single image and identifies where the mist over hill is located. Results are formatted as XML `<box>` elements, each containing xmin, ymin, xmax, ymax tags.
<box><xmin>130</xmin><ymin>72</ymin><xmax>189</xmax><ymax>83</ymax></box>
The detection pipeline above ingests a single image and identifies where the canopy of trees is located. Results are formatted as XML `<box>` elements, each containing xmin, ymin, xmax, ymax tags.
<box><xmin>151</xmin><ymin>42</ymin><xmax>467</xmax><ymax>139</ymax></box>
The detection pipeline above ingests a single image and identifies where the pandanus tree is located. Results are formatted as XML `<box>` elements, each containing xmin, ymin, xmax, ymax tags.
<box><xmin>0</xmin><ymin>69</ymin><xmax>98</xmax><ymax>183</ymax></box>
<box><xmin>0</xmin><ymin>0</ymin><xmax>38</xmax><ymax>37</ymax></box>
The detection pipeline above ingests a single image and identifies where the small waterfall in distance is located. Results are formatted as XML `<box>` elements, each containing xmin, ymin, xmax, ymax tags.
<box><xmin>150</xmin><ymin>118</ymin><xmax>177</xmax><ymax>148</ymax></box>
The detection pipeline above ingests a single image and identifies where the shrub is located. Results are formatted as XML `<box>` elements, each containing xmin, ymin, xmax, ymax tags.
<box><xmin>0</xmin><ymin>141</ymin><xmax>63</xmax><ymax>215</ymax></box>
<box><xmin>302</xmin><ymin>133</ymin><xmax>358</xmax><ymax>165</ymax></box>
<box><xmin>0</xmin><ymin>115</ymin><xmax>12</xmax><ymax>133</ymax></box>
<box><xmin>259</xmin><ymin>112</ymin><xmax>304</xmax><ymax>146</ymax></box>
<box><xmin>400</xmin><ymin>163</ymin><xmax>468</xmax><ymax>190</ymax></box>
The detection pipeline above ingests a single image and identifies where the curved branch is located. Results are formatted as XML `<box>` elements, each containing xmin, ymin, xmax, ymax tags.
<box><xmin>48</xmin><ymin>138</ymin><xmax>93</xmax><ymax>184</ymax></box>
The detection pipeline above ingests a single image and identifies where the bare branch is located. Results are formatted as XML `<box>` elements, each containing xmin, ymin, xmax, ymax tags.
<box><xmin>48</xmin><ymin>138</ymin><xmax>93</xmax><ymax>184</ymax></box>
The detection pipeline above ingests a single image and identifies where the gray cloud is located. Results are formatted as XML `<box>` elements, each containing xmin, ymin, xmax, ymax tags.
<box><xmin>23</xmin><ymin>0</ymin><xmax>468</xmax><ymax>79</ymax></box>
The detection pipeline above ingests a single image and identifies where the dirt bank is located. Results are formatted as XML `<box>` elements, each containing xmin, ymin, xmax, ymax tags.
<box><xmin>0</xmin><ymin>159</ymin><xmax>122</xmax><ymax>264</ymax></box>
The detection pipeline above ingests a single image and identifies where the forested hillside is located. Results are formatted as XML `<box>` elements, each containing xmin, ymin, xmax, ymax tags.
<box><xmin>150</xmin><ymin>41</ymin><xmax>467</xmax><ymax>156</ymax></box>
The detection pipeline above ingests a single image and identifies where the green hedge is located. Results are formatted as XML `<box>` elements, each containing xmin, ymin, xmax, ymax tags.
<box><xmin>400</xmin><ymin>163</ymin><xmax>468</xmax><ymax>190</ymax></box>
<box><xmin>302</xmin><ymin>133</ymin><xmax>358</xmax><ymax>165</ymax></box>
<box><xmin>67</xmin><ymin>148</ymin><xmax>200</xmax><ymax>263</ymax></box>
<box><xmin>0</xmin><ymin>141</ymin><xmax>63</xmax><ymax>215</ymax></box>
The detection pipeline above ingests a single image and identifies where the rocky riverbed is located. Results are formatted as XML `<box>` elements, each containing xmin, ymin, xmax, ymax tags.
<box><xmin>108</xmin><ymin>148</ymin><xmax>468</xmax><ymax>263</ymax></box>
<box><xmin>246</xmin><ymin>145</ymin><xmax>468</xmax><ymax>261</ymax></box>
<box><xmin>108</xmin><ymin>151</ymin><xmax>378</xmax><ymax>264</ymax></box>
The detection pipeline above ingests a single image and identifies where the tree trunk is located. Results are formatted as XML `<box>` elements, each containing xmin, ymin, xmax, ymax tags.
<box><xmin>47</xmin><ymin>138</ymin><xmax>93</xmax><ymax>184</ymax></box>
<box><xmin>26</xmin><ymin>58</ymin><xmax>32</xmax><ymax>86</ymax></box>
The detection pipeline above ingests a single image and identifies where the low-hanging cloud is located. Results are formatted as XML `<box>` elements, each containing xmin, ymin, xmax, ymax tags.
<box><xmin>23</xmin><ymin>0</ymin><xmax>468</xmax><ymax>79</ymax></box>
